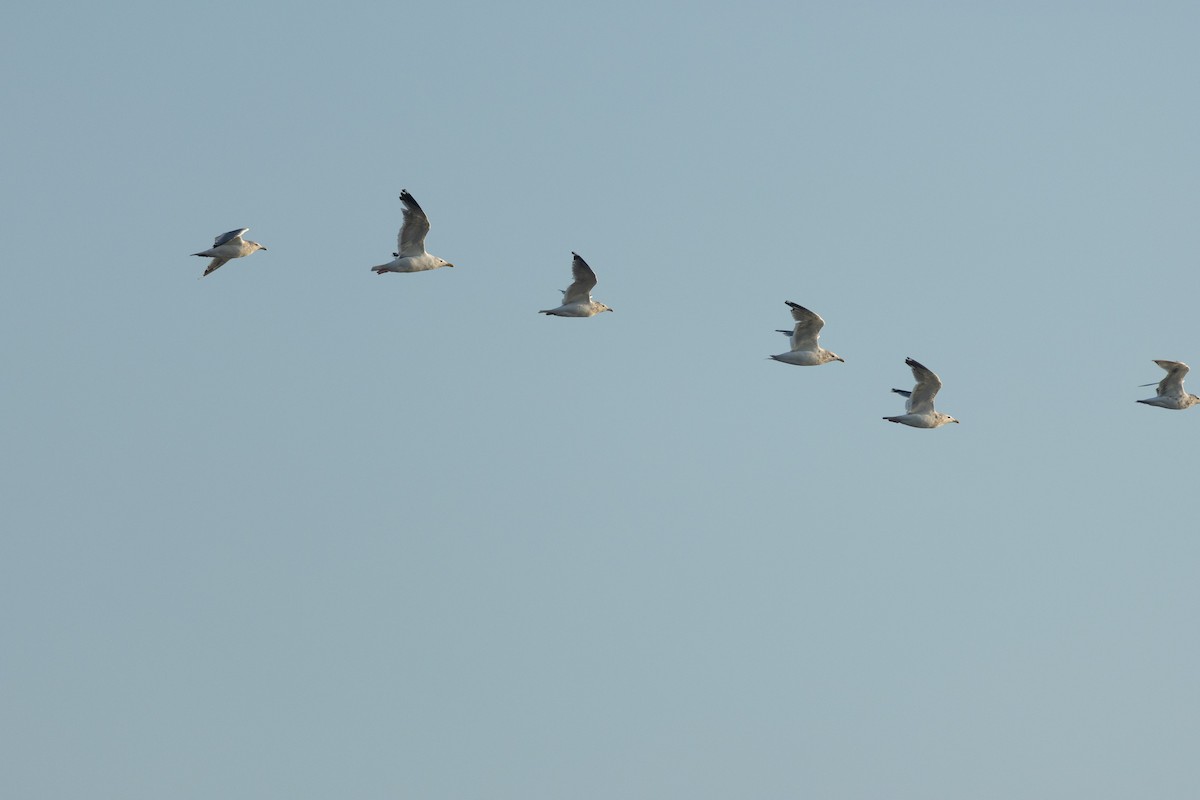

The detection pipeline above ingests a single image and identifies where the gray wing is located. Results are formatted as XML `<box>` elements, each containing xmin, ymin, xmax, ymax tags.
<box><xmin>213</xmin><ymin>228</ymin><xmax>249</xmax><ymax>247</ymax></box>
<box><xmin>785</xmin><ymin>301</ymin><xmax>826</xmax><ymax>352</ymax></box>
<box><xmin>1154</xmin><ymin>359</ymin><xmax>1190</xmax><ymax>396</ymax></box>
<box><xmin>563</xmin><ymin>252</ymin><xmax>598</xmax><ymax>304</ymax></box>
<box><xmin>202</xmin><ymin>257</ymin><xmax>230</xmax><ymax>277</ymax></box>
<box><xmin>396</xmin><ymin>190</ymin><xmax>431</xmax><ymax>257</ymax></box>
<box><xmin>904</xmin><ymin>357</ymin><xmax>942</xmax><ymax>414</ymax></box>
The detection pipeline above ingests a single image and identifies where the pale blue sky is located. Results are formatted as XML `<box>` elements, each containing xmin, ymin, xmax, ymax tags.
<box><xmin>3</xmin><ymin>2</ymin><xmax>1199</xmax><ymax>798</ymax></box>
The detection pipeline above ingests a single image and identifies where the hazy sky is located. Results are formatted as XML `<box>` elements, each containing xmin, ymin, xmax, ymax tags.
<box><xmin>3</xmin><ymin>2</ymin><xmax>1200</xmax><ymax>798</ymax></box>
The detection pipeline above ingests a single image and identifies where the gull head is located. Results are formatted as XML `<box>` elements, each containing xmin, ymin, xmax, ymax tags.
<box><xmin>439</xmin><ymin>258</ymin><xmax>454</xmax><ymax>268</ymax></box>
<box><xmin>597</xmin><ymin>303</ymin><xmax>614</xmax><ymax>313</ymax></box>
<box><xmin>826</xmin><ymin>352</ymin><xmax>845</xmax><ymax>364</ymax></box>
<box><xmin>248</xmin><ymin>241</ymin><xmax>267</xmax><ymax>252</ymax></box>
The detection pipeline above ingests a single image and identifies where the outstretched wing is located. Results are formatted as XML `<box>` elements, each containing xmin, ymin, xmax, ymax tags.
<box><xmin>904</xmin><ymin>357</ymin><xmax>942</xmax><ymax>414</ymax></box>
<box><xmin>202</xmin><ymin>257</ymin><xmax>230</xmax><ymax>277</ymax></box>
<box><xmin>396</xmin><ymin>190</ymin><xmax>431</xmax><ymax>257</ymax></box>
<box><xmin>1154</xmin><ymin>359</ymin><xmax>1191</xmax><ymax>397</ymax></box>
<box><xmin>563</xmin><ymin>252</ymin><xmax>598</xmax><ymax>304</ymax></box>
<box><xmin>784</xmin><ymin>301</ymin><xmax>826</xmax><ymax>352</ymax></box>
<box><xmin>212</xmin><ymin>228</ymin><xmax>249</xmax><ymax>247</ymax></box>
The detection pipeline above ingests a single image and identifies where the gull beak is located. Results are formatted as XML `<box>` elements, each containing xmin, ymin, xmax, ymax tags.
<box><xmin>836</xmin><ymin>357</ymin><xmax>845</xmax><ymax>363</ymax></box>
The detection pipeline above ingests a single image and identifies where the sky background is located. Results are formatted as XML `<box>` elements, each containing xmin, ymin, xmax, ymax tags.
<box><xmin>3</xmin><ymin>2</ymin><xmax>1199</xmax><ymax>797</ymax></box>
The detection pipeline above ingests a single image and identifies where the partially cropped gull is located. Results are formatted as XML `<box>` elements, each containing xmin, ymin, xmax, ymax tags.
<box><xmin>372</xmin><ymin>190</ymin><xmax>454</xmax><ymax>275</ymax></box>
<box><xmin>884</xmin><ymin>357</ymin><xmax>959</xmax><ymax>428</ymax></box>
<box><xmin>539</xmin><ymin>252</ymin><xmax>613</xmax><ymax>317</ymax></box>
<box><xmin>769</xmin><ymin>301</ymin><xmax>844</xmax><ymax>366</ymax></box>
<box><xmin>193</xmin><ymin>228</ymin><xmax>266</xmax><ymax>277</ymax></box>
<box><xmin>1137</xmin><ymin>360</ymin><xmax>1200</xmax><ymax>410</ymax></box>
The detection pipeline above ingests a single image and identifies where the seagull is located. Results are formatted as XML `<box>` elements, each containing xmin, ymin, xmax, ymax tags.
<box><xmin>192</xmin><ymin>228</ymin><xmax>267</xmax><ymax>277</ymax></box>
<box><xmin>1137</xmin><ymin>360</ymin><xmax>1200</xmax><ymax>410</ymax></box>
<box><xmin>884</xmin><ymin>357</ymin><xmax>960</xmax><ymax>428</ymax></box>
<box><xmin>371</xmin><ymin>190</ymin><xmax>454</xmax><ymax>274</ymax></box>
<box><xmin>539</xmin><ymin>252</ymin><xmax>613</xmax><ymax>317</ymax></box>
<box><xmin>769</xmin><ymin>301</ymin><xmax>844</xmax><ymax>366</ymax></box>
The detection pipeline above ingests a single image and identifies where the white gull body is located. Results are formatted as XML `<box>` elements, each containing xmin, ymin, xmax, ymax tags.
<box><xmin>884</xmin><ymin>357</ymin><xmax>960</xmax><ymax>428</ymax></box>
<box><xmin>192</xmin><ymin>228</ymin><xmax>267</xmax><ymax>277</ymax></box>
<box><xmin>539</xmin><ymin>252</ymin><xmax>613</xmax><ymax>317</ymax></box>
<box><xmin>769</xmin><ymin>301</ymin><xmax>844</xmax><ymax>366</ymax></box>
<box><xmin>1137</xmin><ymin>360</ymin><xmax>1200</xmax><ymax>410</ymax></box>
<box><xmin>371</xmin><ymin>190</ymin><xmax>454</xmax><ymax>274</ymax></box>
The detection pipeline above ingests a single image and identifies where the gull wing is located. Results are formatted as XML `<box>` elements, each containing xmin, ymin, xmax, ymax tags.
<box><xmin>904</xmin><ymin>357</ymin><xmax>942</xmax><ymax>414</ymax></box>
<box><xmin>396</xmin><ymin>190</ymin><xmax>431</xmax><ymax>257</ymax></box>
<box><xmin>202</xmin><ymin>258</ymin><xmax>230</xmax><ymax>277</ymax></box>
<box><xmin>563</xmin><ymin>252</ymin><xmax>598</xmax><ymax>304</ymax></box>
<box><xmin>784</xmin><ymin>301</ymin><xmax>825</xmax><ymax>352</ymax></box>
<box><xmin>1154</xmin><ymin>360</ymin><xmax>1190</xmax><ymax>397</ymax></box>
<box><xmin>213</xmin><ymin>228</ymin><xmax>249</xmax><ymax>247</ymax></box>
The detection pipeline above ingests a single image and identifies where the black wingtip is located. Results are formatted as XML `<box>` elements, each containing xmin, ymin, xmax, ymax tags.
<box><xmin>399</xmin><ymin>190</ymin><xmax>422</xmax><ymax>211</ymax></box>
<box><xmin>785</xmin><ymin>300</ymin><xmax>813</xmax><ymax>315</ymax></box>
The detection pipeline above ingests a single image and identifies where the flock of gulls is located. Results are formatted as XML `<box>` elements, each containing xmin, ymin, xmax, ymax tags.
<box><xmin>191</xmin><ymin>190</ymin><xmax>1200</xmax><ymax>425</ymax></box>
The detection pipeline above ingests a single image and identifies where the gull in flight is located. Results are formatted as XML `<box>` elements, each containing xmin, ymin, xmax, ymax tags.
<box><xmin>769</xmin><ymin>301</ymin><xmax>844</xmax><ymax>366</ymax></box>
<box><xmin>539</xmin><ymin>252</ymin><xmax>613</xmax><ymax>317</ymax></box>
<box><xmin>1137</xmin><ymin>360</ymin><xmax>1200</xmax><ymax>410</ymax></box>
<box><xmin>371</xmin><ymin>190</ymin><xmax>454</xmax><ymax>274</ymax></box>
<box><xmin>192</xmin><ymin>228</ymin><xmax>267</xmax><ymax>277</ymax></box>
<box><xmin>884</xmin><ymin>357</ymin><xmax>960</xmax><ymax>428</ymax></box>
